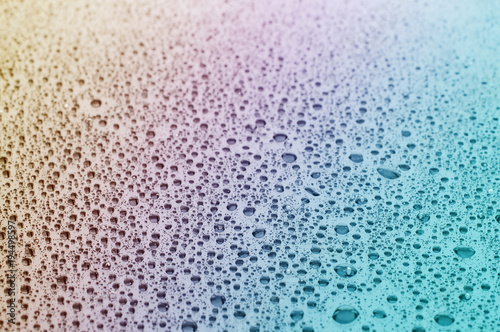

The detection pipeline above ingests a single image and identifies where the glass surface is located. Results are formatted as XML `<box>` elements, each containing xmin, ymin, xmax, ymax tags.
<box><xmin>1</xmin><ymin>0</ymin><xmax>499</xmax><ymax>331</ymax></box>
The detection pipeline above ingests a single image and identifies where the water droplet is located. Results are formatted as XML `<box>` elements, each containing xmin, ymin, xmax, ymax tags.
<box><xmin>255</xmin><ymin>119</ymin><xmax>266</xmax><ymax>127</ymax></box>
<box><xmin>181</xmin><ymin>321</ymin><xmax>197</xmax><ymax>332</ymax></box>
<box><xmin>417</xmin><ymin>213</ymin><xmax>430</xmax><ymax>222</ymax></box>
<box><xmin>227</xmin><ymin>203</ymin><xmax>238</xmax><ymax>211</ymax></box>
<box><xmin>377</xmin><ymin>168</ymin><xmax>401</xmax><ymax>179</ymax></box>
<box><xmin>252</xmin><ymin>228</ymin><xmax>266</xmax><ymax>238</ymax></box>
<box><xmin>434</xmin><ymin>313</ymin><xmax>454</xmax><ymax>326</ymax></box>
<box><xmin>210</xmin><ymin>295</ymin><xmax>226</xmax><ymax>307</ymax></box>
<box><xmin>429</xmin><ymin>168</ymin><xmax>439</xmax><ymax>175</ymax></box>
<box><xmin>387</xmin><ymin>295</ymin><xmax>398</xmax><ymax>303</ymax></box>
<box><xmin>335</xmin><ymin>225</ymin><xmax>349</xmax><ymax>235</ymax></box>
<box><xmin>334</xmin><ymin>264</ymin><xmax>358</xmax><ymax>278</ymax></box>
<box><xmin>305</xmin><ymin>187</ymin><xmax>320</xmax><ymax>196</ymax></box>
<box><xmin>355</xmin><ymin>197</ymin><xmax>368</xmax><ymax>205</ymax></box>
<box><xmin>91</xmin><ymin>99</ymin><xmax>102</xmax><ymax>108</ymax></box>
<box><xmin>373</xmin><ymin>309</ymin><xmax>387</xmax><ymax>319</ymax></box>
<box><xmin>157</xmin><ymin>302</ymin><xmax>169</xmax><ymax>312</ymax></box>
<box><xmin>412</xmin><ymin>327</ymin><xmax>426</xmax><ymax>332</ymax></box>
<box><xmin>453</xmin><ymin>246</ymin><xmax>475</xmax><ymax>258</ymax></box>
<box><xmin>243</xmin><ymin>207</ymin><xmax>256</xmax><ymax>216</ymax></box>
<box><xmin>234</xmin><ymin>310</ymin><xmax>246</xmax><ymax>319</ymax></box>
<box><xmin>282</xmin><ymin>153</ymin><xmax>297</xmax><ymax>163</ymax></box>
<box><xmin>273</xmin><ymin>133</ymin><xmax>288</xmax><ymax>142</ymax></box>
<box><xmin>332</xmin><ymin>305</ymin><xmax>359</xmax><ymax>324</ymax></box>
<box><xmin>349</xmin><ymin>154</ymin><xmax>364</xmax><ymax>163</ymax></box>
<box><xmin>290</xmin><ymin>310</ymin><xmax>304</xmax><ymax>322</ymax></box>
<box><xmin>398</xmin><ymin>164</ymin><xmax>411</xmax><ymax>171</ymax></box>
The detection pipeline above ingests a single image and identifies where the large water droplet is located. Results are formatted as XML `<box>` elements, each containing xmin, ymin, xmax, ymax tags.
<box><xmin>373</xmin><ymin>309</ymin><xmax>387</xmax><ymax>319</ymax></box>
<box><xmin>434</xmin><ymin>313</ymin><xmax>454</xmax><ymax>326</ymax></box>
<box><xmin>91</xmin><ymin>99</ymin><xmax>102</xmax><ymax>108</ymax></box>
<box><xmin>332</xmin><ymin>305</ymin><xmax>359</xmax><ymax>324</ymax></box>
<box><xmin>398</xmin><ymin>164</ymin><xmax>411</xmax><ymax>171</ymax></box>
<box><xmin>290</xmin><ymin>310</ymin><xmax>304</xmax><ymax>322</ymax></box>
<box><xmin>335</xmin><ymin>225</ymin><xmax>349</xmax><ymax>235</ymax></box>
<box><xmin>377</xmin><ymin>168</ymin><xmax>401</xmax><ymax>179</ymax></box>
<box><xmin>349</xmin><ymin>154</ymin><xmax>364</xmax><ymax>163</ymax></box>
<box><xmin>157</xmin><ymin>302</ymin><xmax>169</xmax><ymax>312</ymax></box>
<box><xmin>453</xmin><ymin>246</ymin><xmax>475</xmax><ymax>258</ymax></box>
<box><xmin>234</xmin><ymin>310</ymin><xmax>246</xmax><ymax>319</ymax></box>
<box><xmin>210</xmin><ymin>295</ymin><xmax>226</xmax><ymax>307</ymax></box>
<box><xmin>305</xmin><ymin>187</ymin><xmax>320</xmax><ymax>196</ymax></box>
<box><xmin>252</xmin><ymin>228</ymin><xmax>266</xmax><ymax>238</ymax></box>
<box><xmin>273</xmin><ymin>133</ymin><xmax>288</xmax><ymax>142</ymax></box>
<box><xmin>334</xmin><ymin>264</ymin><xmax>358</xmax><ymax>278</ymax></box>
<box><xmin>243</xmin><ymin>207</ymin><xmax>256</xmax><ymax>216</ymax></box>
<box><xmin>417</xmin><ymin>213</ymin><xmax>430</xmax><ymax>222</ymax></box>
<box><xmin>181</xmin><ymin>321</ymin><xmax>198</xmax><ymax>332</ymax></box>
<box><xmin>355</xmin><ymin>196</ymin><xmax>368</xmax><ymax>205</ymax></box>
<box><xmin>282</xmin><ymin>153</ymin><xmax>297</xmax><ymax>163</ymax></box>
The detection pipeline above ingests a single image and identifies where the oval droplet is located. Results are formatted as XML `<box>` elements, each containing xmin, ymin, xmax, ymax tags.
<box><xmin>377</xmin><ymin>167</ymin><xmax>401</xmax><ymax>179</ymax></box>
<box><xmin>252</xmin><ymin>228</ymin><xmax>266</xmax><ymax>238</ymax></box>
<box><xmin>453</xmin><ymin>246</ymin><xmax>475</xmax><ymax>258</ymax></box>
<box><xmin>398</xmin><ymin>164</ymin><xmax>411</xmax><ymax>171</ymax></box>
<box><xmin>334</xmin><ymin>264</ymin><xmax>358</xmax><ymax>278</ymax></box>
<box><xmin>305</xmin><ymin>187</ymin><xmax>320</xmax><ymax>196</ymax></box>
<box><xmin>210</xmin><ymin>295</ymin><xmax>226</xmax><ymax>307</ymax></box>
<box><xmin>434</xmin><ymin>313</ymin><xmax>454</xmax><ymax>326</ymax></box>
<box><xmin>290</xmin><ymin>310</ymin><xmax>304</xmax><ymax>322</ymax></box>
<box><xmin>243</xmin><ymin>207</ymin><xmax>256</xmax><ymax>216</ymax></box>
<box><xmin>273</xmin><ymin>133</ymin><xmax>288</xmax><ymax>142</ymax></box>
<box><xmin>91</xmin><ymin>99</ymin><xmax>102</xmax><ymax>108</ymax></box>
<box><xmin>181</xmin><ymin>321</ymin><xmax>197</xmax><ymax>332</ymax></box>
<box><xmin>335</xmin><ymin>225</ymin><xmax>349</xmax><ymax>235</ymax></box>
<box><xmin>373</xmin><ymin>309</ymin><xmax>387</xmax><ymax>319</ymax></box>
<box><xmin>157</xmin><ymin>302</ymin><xmax>169</xmax><ymax>312</ymax></box>
<box><xmin>349</xmin><ymin>154</ymin><xmax>364</xmax><ymax>163</ymax></box>
<box><xmin>282</xmin><ymin>153</ymin><xmax>297</xmax><ymax>163</ymax></box>
<box><xmin>332</xmin><ymin>305</ymin><xmax>359</xmax><ymax>324</ymax></box>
